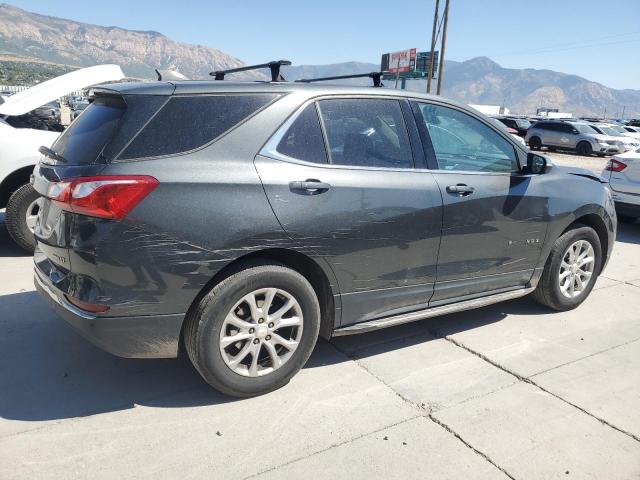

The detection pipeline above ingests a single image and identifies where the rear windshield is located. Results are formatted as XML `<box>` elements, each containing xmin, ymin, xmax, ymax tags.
<box><xmin>51</xmin><ymin>96</ymin><xmax>125</xmax><ymax>165</ymax></box>
<box><xmin>118</xmin><ymin>94</ymin><xmax>279</xmax><ymax>160</ymax></box>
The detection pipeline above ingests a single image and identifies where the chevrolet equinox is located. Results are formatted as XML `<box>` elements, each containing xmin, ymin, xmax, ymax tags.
<box><xmin>32</xmin><ymin>71</ymin><xmax>616</xmax><ymax>397</ymax></box>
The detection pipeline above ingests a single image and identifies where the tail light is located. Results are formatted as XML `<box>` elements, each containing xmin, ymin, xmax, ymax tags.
<box><xmin>46</xmin><ymin>175</ymin><xmax>158</xmax><ymax>220</ymax></box>
<box><xmin>64</xmin><ymin>294</ymin><xmax>110</xmax><ymax>313</ymax></box>
<box><xmin>605</xmin><ymin>159</ymin><xmax>627</xmax><ymax>172</ymax></box>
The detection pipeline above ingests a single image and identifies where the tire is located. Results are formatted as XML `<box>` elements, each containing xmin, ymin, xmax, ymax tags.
<box><xmin>528</xmin><ymin>136</ymin><xmax>542</xmax><ymax>150</ymax></box>
<box><xmin>617</xmin><ymin>215</ymin><xmax>637</xmax><ymax>224</ymax></box>
<box><xmin>532</xmin><ymin>225</ymin><xmax>602</xmax><ymax>311</ymax></box>
<box><xmin>184</xmin><ymin>261</ymin><xmax>321</xmax><ymax>397</ymax></box>
<box><xmin>5</xmin><ymin>183</ymin><xmax>41</xmax><ymax>253</ymax></box>
<box><xmin>576</xmin><ymin>141</ymin><xmax>593</xmax><ymax>156</ymax></box>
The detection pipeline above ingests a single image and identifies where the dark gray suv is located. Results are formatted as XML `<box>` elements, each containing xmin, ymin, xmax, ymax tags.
<box><xmin>32</xmin><ymin>74</ymin><xmax>616</xmax><ymax>397</ymax></box>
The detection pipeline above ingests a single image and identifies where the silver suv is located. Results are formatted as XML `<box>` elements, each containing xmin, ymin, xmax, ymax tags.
<box><xmin>525</xmin><ymin>120</ymin><xmax>623</xmax><ymax>156</ymax></box>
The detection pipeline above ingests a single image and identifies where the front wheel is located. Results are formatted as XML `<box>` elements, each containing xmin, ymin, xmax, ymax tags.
<box><xmin>5</xmin><ymin>183</ymin><xmax>42</xmax><ymax>253</ymax></box>
<box><xmin>184</xmin><ymin>261</ymin><xmax>320</xmax><ymax>397</ymax></box>
<box><xmin>532</xmin><ymin>225</ymin><xmax>601</xmax><ymax>311</ymax></box>
<box><xmin>576</xmin><ymin>141</ymin><xmax>593</xmax><ymax>156</ymax></box>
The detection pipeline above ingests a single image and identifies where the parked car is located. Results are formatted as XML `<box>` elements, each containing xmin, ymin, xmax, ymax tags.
<box><xmin>628</xmin><ymin>119</ymin><xmax>640</xmax><ymax>127</ymax></box>
<box><xmin>32</xmin><ymin>101</ymin><xmax>61</xmax><ymax>123</ymax></box>
<box><xmin>70</xmin><ymin>99</ymin><xmax>90</xmax><ymax>120</ymax></box>
<box><xmin>605</xmin><ymin>124</ymin><xmax>640</xmax><ymax>140</ymax></box>
<box><xmin>493</xmin><ymin>116</ymin><xmax>531</xmax><ymax>137</ymax></box>
<box><xmin>588</xmin><ymin>123</ymin><xmax>640</xmax><ymax>150</ymax></box>
<box><xmin>525</xmin><ymin>120</ymin><xmax>624</xmax><ymax>156</ymax></box>
<box><xmin>489</xmin><ymin>117</ymin><xmax>526</xmax><ymax>146</ymax></box>
<box><xmin>0</xmin><ymin>64</ymin><xmax>125</xmax><ymax>251</ymax></box>
<box><xmin>601</xmin><ymin>147</ymin><xmax>640</xmax><ymax>223</ymax></box>
<box><xmin>32</xmin><ymin>74</ymin><xmax>616</xmax><ymax>397</ymax></box>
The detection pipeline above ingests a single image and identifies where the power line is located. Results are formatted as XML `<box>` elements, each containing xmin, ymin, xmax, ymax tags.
<box><xmin>466</xmin><ymin>30</ymin><xmax>640</xmax><ymax>59</ymax></box>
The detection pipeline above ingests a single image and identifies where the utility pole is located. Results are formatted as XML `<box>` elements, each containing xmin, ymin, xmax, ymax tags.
<box><xmin>621</xmin><ymin>105</ymin><xmax>626</xmax><ymax>119</ymax></box>
<box><xmin>426</xmin><ymin>0</ymin><xmax>440</xmax><ymax>94</ymax></box>
<box><xmin>436</xmin><ymin>0</ymin><xmax>450</xmax><ymax>95</ymax></box>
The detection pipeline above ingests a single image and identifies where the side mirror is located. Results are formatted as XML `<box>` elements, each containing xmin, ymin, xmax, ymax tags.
<box><xmin>526</xmin><ymin>152</ymin><xmax>547</xmax><ymax>174</ymax></box>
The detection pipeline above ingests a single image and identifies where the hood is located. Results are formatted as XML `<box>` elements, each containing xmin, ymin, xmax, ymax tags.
<box><xmin>589</xmin><ymin>133</ymin><xmax>623</xmax><ymax>143</ymax></box>
<box><xmin>0</xmin><ymin>64</ymin><xmax>125</xmax><ymax>117</ymax></box>
<box><xmin>553</xmin><ymin>164</ymin><xmax>605</xmax><ymax>183</ymax></box>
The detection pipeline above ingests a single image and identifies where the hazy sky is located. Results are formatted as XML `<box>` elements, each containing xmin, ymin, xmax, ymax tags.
<box><xmin>9</xmin><ymin>0</ymin><xmax>640</xmax><ymax>89</ymax></box>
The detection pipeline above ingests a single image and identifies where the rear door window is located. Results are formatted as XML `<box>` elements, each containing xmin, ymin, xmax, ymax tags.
<box><xmin>317</xmin><ymin>99</ymin><xmax>414</xmax><ymax>169</ymax></box>
<box><xmin>50</xmin><ymin>96</ymin><xmax>126</xmax><ymax>165</ymax></box>
<box><xmin>276</xmin><ymin>103</ymin><xmax>327</xmax><ymax>163</ymax></box>
<box><xmin>119</xmin><ymin>94</ymin><xmax>278</xmax><ymax>160</ymax></box>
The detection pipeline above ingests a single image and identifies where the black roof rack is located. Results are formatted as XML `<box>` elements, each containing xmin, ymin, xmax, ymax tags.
<box><xmin>295</xmin><ymin>72</ymin><xmax>384</xmax><ymax>87</ymax></box>
<box><xmin>210</xmin><ymin>60</ymin><xmax>291</xmax><ymax>82</ymax></box>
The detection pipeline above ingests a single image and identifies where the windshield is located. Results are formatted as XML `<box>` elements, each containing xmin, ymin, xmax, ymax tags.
<box><xmin>515</xmin><ymin>119</ymin><xmax>531</xmax><ymax>129</ymax></box>
<box><xmin>572</xmin><ymin>123</ymin><xmax>599</xmax><ymax>134</ymax></box>
<box><xmin>599</xmin><ymin>126</ymin><xmax>624</xmax><ymax>136</ymax></box>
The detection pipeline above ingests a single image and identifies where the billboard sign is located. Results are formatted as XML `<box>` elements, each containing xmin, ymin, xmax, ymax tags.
<box><xmin>384</xmin><ymin>48</ymin><xmax>417</xmax><ymax>73</ymax></box>
<box><xmin>381</xmin><ymin>50</ymin><xmax>437</xmax><ymax>78</ymax></box>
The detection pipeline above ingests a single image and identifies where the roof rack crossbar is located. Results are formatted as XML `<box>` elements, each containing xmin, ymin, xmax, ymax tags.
<box><xmin>295</xmin><ymin>72</ymin><xmax>384</xmax><ymax>87</ymax></box>
<box><xmin>210</xmin><ymin>60</ymin><xmax>292</xmax><ymax>82</ymax></box>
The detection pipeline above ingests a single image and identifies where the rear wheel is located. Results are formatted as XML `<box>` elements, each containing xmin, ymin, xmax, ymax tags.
<box><xmin>528</xmin><ymin>136</ymin><xmax>542</xmax><ymax>150</ymax></box>
<box><xmin>5</xmin><ymin>183</ymin><xmax>42</xmax><ymax>253</ymax></box>
<box><xmin>532</xmin><ymin>225</ymin><xmax>601</xmax><ymax>311</ymax></box>
<box><xmin>184</xmin><ymin>261</ymin><xmax>320</xmax><ymax>397</ymax></box>
<box><xmin>576</xmin><ymin>141</ymin><xmax>593</xmax><ymax>156</ymax></box>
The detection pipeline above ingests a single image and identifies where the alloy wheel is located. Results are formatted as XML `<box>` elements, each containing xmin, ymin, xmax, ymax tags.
<box><xmin>219</xmin><ymin>288</ymin><xmax>303</xmax><ymax>377</ymax></box>
<box><xmin>558</xmin><ymin>239</ymin><xmax>595</xmax><ymax>298</ymax></box>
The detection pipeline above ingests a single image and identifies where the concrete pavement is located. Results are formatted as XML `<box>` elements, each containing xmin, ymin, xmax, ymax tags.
<box><xmin>1</xmin><ymin>211</ymin><xmax>640</xmax><ymax>479</ymax></box>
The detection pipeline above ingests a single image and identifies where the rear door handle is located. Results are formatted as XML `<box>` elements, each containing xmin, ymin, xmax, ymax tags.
<box><xmin>446</xmin><ymin>184</ymin><xmax>475</xmax><ymax>196</ymax></box>
<box><xmin>289</xmin><ymin>179</ymin><xmax>331</xmax><ymax>195</ymax></box>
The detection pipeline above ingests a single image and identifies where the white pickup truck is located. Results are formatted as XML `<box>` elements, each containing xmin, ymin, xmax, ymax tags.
<box><xmin>0</xmin><ymin>65</ymin><xmax>125</xmax><ymax>251</ymax></box>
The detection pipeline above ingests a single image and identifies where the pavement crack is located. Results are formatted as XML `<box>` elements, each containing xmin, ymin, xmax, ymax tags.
<box><xmin>428</xmin><ymin>414</ymin><xmax>517</xmax><ymax>480</ymax></box>
<box><xmin>424</xmin><ymin>325</ymin><xmax>640</xmax><ymax>445</ymax></box>
<box><xmin>329</xmin><ymin>341</ymin><xmax>430</xmax><ymax>414</ymax></box>
<box><xmin>529</xmin><ymin>335</ymin><xmax>640</xmax><ymax>378</ymax></box>
<box><xmin>242</xmin><ymin>416</ymin><xmax>421</xmax><ymax>479</ymax></box>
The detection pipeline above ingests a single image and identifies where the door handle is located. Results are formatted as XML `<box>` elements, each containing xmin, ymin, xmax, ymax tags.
<box><xmin>446</xmin><ymin>184</ymin><xmax>475</xmax><ymax>196</ymax></box>
<box><xmin>289</xmin><ymin>179</ymin><xmax>331</xmax><ymax>195</ymax></box>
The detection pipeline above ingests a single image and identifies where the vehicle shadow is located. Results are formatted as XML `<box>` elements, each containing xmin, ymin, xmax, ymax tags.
<box><xmin>0</xmin><ymin>288</ymin><xmax>544</xmax><ymax>424</ymax></box>
<box><xmin>0</xmin><ymin>211</ymin><xmax>31</xmax><ymax>258</ymax></box>
<box><xmin>616</xmin><ymin>222</ymin><xmax>640</xmax><ymax>245</ymax></box>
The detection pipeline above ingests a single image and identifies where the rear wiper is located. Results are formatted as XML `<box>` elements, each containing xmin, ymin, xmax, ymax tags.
<box><xmin>39</xmin><ymin>146</ymin><xmax>67</xmax><ymax>163</ymax></box>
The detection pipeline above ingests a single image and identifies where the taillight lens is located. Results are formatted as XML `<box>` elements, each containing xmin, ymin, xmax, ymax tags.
<box><xmin>47</xmin><ymin>175</ymin><xmax>158</xmax><ymax>220</ymax></box>
<box><xmin>605</xmin><ymin>159</ymin><xmax>627</xmax><ymax>172</ymax></box>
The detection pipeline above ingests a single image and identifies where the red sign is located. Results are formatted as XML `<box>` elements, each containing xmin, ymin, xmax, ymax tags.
<box><xmin>387</xmin><ymin>48</ymin><xmax>417</xmax><ymax>73</ymax></box>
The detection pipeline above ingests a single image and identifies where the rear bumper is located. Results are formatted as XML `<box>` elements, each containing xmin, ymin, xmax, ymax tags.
<box><xmin>34</xmin><ymin>268</ymin><xmax>184</xmax><ymax>358</ymax></box>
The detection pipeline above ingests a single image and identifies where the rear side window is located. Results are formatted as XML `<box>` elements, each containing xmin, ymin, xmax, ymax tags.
<box><xmin>317</xmin><ymin>99</ymin><xmax>413</xmax><ymax>169</ymax></box>
<box><xmin>276</xmin><ymin>104</ymin><xmax>327</xmax><ymax>163</ymax></box>
<box><xmin>119</xmin><ymin>94</ymin><xmax>278</xmax><ymax>160</ymax></box>
<box><xmin>51</xmin><ymin>96</ymin><xmax>126</xmax><ymax>165</ymax></box>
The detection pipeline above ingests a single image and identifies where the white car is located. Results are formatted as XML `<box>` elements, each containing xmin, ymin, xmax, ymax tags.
<box><xmin>602</xmin><ymin>147</ymin><xmax>640</xmax><ymax>224</ymax></box>
<box><xmin>0</xmin><ymin>65</ymin><xmax>125</xmax><ymax>251</ymax></box>
<box><xmin>590</xmin><ymin>123</ymin><xmax>640</xmax><ymax>150</ymax></box>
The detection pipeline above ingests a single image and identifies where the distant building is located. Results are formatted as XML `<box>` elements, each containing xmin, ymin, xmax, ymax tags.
<box><xmin>537</xmin><ymin>107</ymin><xmax>572</xmax><ymax>118</ymax></box>
<box><xmin>468</xmin><ymin>104</ymin><xmax>509</xmax><ymax>116</ymax></box>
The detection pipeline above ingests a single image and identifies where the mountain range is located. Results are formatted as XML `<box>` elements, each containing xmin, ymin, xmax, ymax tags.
<box><xmin>0</xmin><ymin>3</ymin><xmax>638</xmax><ymax>117</ymax></box>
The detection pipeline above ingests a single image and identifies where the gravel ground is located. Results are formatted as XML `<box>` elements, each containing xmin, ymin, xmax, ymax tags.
<box><xmin>540</xmin><ymin>149</ymin><xmax>610</xmax><ymax>175</ymax></box>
